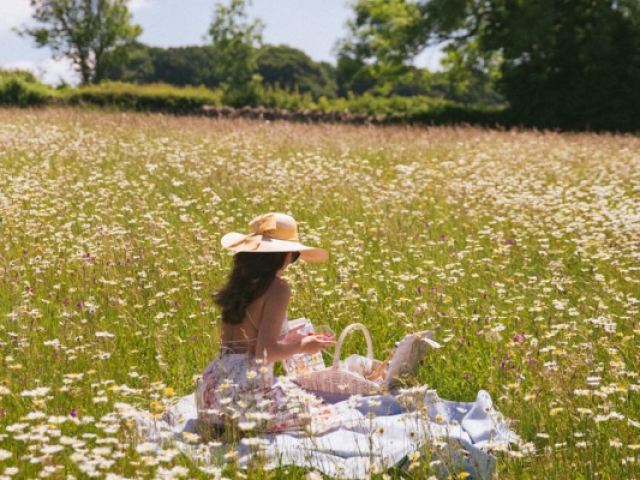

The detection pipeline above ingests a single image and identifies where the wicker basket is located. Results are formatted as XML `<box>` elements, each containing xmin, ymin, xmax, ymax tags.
<box><xmin>292</xmin><ymin>323</ymin><xmax>385</xmax><ymax>396</ymax></box>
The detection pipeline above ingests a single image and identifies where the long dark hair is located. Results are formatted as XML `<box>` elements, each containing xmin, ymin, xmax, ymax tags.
<box><xmin>214</xmin><ymin>251</ymin><xmax>289</xmax><ymax>325</ymax></box>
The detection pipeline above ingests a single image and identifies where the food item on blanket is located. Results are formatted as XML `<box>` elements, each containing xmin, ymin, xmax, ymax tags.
<box><xmin>311</xmin><ymin>325</ymin><xmax>335</xmax><ymax>341</ymax></box>
<box><xmin>307</xmin><ymin>332</ymin><xmax>334</xmax><ymax>341</ymax></box>
<box><xmin>366</xmin><ymin>351</ymin><xmax>394</xmax><ymax>381</ymax></box>
<box><xmin>283</xmin><ymin>318</ymin><xmax>328</xmax><ymax>376</ymax></box>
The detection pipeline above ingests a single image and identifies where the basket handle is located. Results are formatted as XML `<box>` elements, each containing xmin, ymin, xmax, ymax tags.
<box><xmin>332</xmin><ymin>323</ymin><xmax>374</xmax><ymax>370</ymax></box>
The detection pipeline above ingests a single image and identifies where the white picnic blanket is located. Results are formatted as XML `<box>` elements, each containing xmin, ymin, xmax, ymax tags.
<box><xmin>128</xmin><ymin>386</ymin><xmax>520</xmax><ymax>479</ymax></box>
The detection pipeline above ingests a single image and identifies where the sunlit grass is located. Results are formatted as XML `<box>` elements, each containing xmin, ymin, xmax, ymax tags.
<box><xmin>1</xmin><ymin>107</ymin><xmax>639</xmax><ymax>478</ymax></box>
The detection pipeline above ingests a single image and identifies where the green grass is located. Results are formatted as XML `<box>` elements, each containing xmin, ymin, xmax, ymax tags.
<box><xmin>0</xmin><ymin>108</ymin><xmax>639</xmax><ymax>479</ymax></box>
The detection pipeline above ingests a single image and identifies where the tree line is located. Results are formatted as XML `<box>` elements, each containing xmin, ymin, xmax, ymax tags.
<box><xmin>15</xmin><ymin>0</ymin><xmax>640</xmax><ymax>131</ymax></box>
<box><xmin>101</xmin><ymin>42</ymin><xmax>502</xmax><ymax>106</ymax></box>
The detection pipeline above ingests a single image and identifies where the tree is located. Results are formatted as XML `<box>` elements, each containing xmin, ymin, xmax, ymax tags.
<box><xmin>338</xmin><ymin>0</ymin><xmax>640</xmax><ymax>130</ymax></box>
<box><xmin>104</xmin><ymin>41</ymin><xmax>155</xmax><ymax>84</ymax></box>
<box><xmin>335</xmin><ymin>55</ymin><xmax>378</xmax><ymax>96</ymax></box>
<box><xmin>438</xmin><ymin>40</ymin><xmax>503</xmax><ymax>105</ymax></box>
<box><xmin>151</xmin><ymin>46</ymin><xmax>220</xmax><ymax>88</ymax></box>
<box><xmin>336</xmin><ymin>0</ymin><xmax>429</xmax><ymax>94</ymax></box>
<box><xmin>257</xmin><ymin>45</ymin><xmax>338</xmax><ymax>99</ymax></box>
<box><xmin>487</xmin><ymin>0</ymin><xmax>640</xmax><ymax>130</ymax></box>
<box><xmin>105</xmin><ymin>44</ymin><xmax>222</xmax><ymax>88</ymax></box>
<box><xmin>208</xmin><ymin>0</ymin><xmax>264</xmax><ymax>106</ymax></box>
<box><xmin>19</xmin><ymin>0</ymin><xmax>142</xmax><ymax>85</ymax></box>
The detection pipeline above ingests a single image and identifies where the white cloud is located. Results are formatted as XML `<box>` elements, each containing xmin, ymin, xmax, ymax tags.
<box><xmin>3</xmin><ymin>56</ymin><xmax>80</xmax><ymax>86</ymax></box>
<box><xmin>40</xmin><ymin>56</ymin><xmax>79</xmax><ymax>85</ymax></box>
<box><xmin>129</xmin><ymin>0</ymin><xmax>151</xmax><ymax>12</ymax></box>
<box><xmin>0</xmin><ymin>0</ymin><xmax>34</xmax><ymax>34</ymax></box>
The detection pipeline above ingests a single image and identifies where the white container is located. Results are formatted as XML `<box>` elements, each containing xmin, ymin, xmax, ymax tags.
<box><xmin>282</xmin><ymin>318</ymin><xmax>326</xmax><ymax>376</ymax></box>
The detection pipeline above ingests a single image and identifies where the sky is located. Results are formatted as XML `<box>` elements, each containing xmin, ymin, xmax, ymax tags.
<box><xmin>0</xmin><ymin>0</ymin><xmax>444</xmax><ymax>85</ymax></box>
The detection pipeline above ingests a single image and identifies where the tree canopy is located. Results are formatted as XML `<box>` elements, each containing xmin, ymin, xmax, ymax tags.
<box><xmin>105</xmin><ymin>43</ymin><xmax>221</xmax><ymax>88</ymax></box>
<box><xmin>208</xmin><ymin>0</ymin><xmax>264</xmax><ymax>106</ymax></box>
<box><xmin>338</xmin><ymin>0</ymin><xmax>640</xmax><ymax>130</ymax></box>
<box><xmin>105</xmin><ymin>43</ymin><xmax>342</xmax><ymax>99</ymax></box>
<box><xmin>256</xmin><ymin>45</ymin><xmax>338</xmax><ymax>99</ymax></box>
<box><xmin>20</xmin><ymin>0</ymin><xmax>142</xmax><ymax>85</ymax></box>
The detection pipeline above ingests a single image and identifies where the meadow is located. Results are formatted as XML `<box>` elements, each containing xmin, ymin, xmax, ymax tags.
<box><xmin>0</xmin><ymin>108</ymin><xmax>639</xmax><ymax>479</ymax></box>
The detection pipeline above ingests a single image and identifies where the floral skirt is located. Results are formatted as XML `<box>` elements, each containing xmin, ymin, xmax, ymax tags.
<box><xmin>196</xmin><ymin>351</ymin><xmax>341</xmax><ymax>434</ymax></box>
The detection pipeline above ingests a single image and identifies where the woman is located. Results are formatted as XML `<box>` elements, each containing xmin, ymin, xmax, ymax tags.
<box><xmin>196</xmin><ymin>212</ymin><xmax>339</xmax><ymax>435</ymax></box>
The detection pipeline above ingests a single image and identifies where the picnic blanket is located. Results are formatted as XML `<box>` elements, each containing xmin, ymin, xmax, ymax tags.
<box><xmin>127</xmin><ymin>386</ymin><xmax>520</xmax><ymax>479</ymax></box>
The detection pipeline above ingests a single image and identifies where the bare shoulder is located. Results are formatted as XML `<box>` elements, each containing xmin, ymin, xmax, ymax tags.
<box><xmin>265</xmin><ymin>277</ymin><xmax>291</xmax><ymax>302</ymax></box>
<box><xmin>261</xmin><ymin>278</ymin><xmax>291</xmax><ymax>329</ymax></box>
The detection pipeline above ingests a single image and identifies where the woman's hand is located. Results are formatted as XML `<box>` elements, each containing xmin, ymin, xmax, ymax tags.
<box><xmin>299</xmin><ymin>334</ymin><xmax>335</xmax><ymax>355</ymax></box>
<box><xmin>282</xmin><ymin>323</ymin><xmax>308</xmax><ymax>344</ymax></box>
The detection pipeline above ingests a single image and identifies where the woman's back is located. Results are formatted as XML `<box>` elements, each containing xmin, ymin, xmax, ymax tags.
<box><xmin>220</xmin><ymin>278</ymin><xmax>289</xmax><ymax>355</ymax></box>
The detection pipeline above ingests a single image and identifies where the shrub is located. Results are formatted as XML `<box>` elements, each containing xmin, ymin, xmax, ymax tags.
<box><xmin>0</xmin><ymin>69</ymin><xmax>56</xmax><ymax>107</ymax></box>
<box><xmin>260</xmin><ymin>85</ymin><xmax>316</xmax><ymax>110</ymax></box>
<box><xmin>0</xmin><ymin>73</ymin><xmax>507</xmax><ymax>128</ymax></box>
<box><xmin>0</xmin><ymin>68</ymin><xmax>40</xmax><ymax>83</ymax></box>
<box><xmin>65</xmin><ymin>82</ymin><xmax>223</xmax><ymax>114</ymax></box>
<box><xmin>385</xmin><ymin>102</ymin><xmax>508</xmax><ymax>127</ymax></box>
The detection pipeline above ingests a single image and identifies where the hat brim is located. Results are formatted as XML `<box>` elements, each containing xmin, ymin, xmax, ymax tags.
<box><xmin>221</xmin><ymin>233</ymin><xmax>329</xmax><ymax>263</ymax></box>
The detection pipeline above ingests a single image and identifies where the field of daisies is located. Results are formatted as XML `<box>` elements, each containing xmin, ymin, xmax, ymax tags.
<box><xmin>1</xmin><ymin>108</ymin><xmax>639</xmax><ymax>479</ymax></box>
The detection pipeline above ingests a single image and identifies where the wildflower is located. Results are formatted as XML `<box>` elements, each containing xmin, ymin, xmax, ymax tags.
<box><xmin>41</xmin><ymin>445</ymin><xmax>64</xmax><ymax>454</ymax></box>
<box><xmin>224</xmin><ymin>449</ymin><xmax>240</xmax><ymax>462</ymax></box>
<box><xmin>238</xmin><ymin>421</ymin><xmax>256</xmax><ymax>431</ymax></box>
<box><xmin>95</xmin><ymin>331</ymin><xmax>115</xmax><ymax>338</ymax></box>
<box><xmin>240</xmin><ymin>437</ymin><xmax>264</xmax><ymax>446</ymax></box>
<box><xmin>181</xmin><ymin>432</ymin><xmax>200</xmax><ymax>444</ymax></box>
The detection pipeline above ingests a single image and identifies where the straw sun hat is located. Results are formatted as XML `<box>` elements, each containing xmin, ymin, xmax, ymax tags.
<box><xmin>221</xmin><ymin>213</ymin><xmax>328</xmax><ymax>263</ymax></box>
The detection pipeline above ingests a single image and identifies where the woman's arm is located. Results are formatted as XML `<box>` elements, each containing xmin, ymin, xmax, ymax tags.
<box><xmin>254</xmin><ymin>281</ymin><xmax>301</xmax><ymax>363</ymax></box>
<box><xmin>255</xmin><ymin>281</ymin><xmax>334</xmax><ymax>364</ymax></box>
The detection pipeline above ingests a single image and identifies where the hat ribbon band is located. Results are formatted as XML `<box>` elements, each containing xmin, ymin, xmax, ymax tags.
<box><xmin>227</xmin><ymin>231</ymin><xmax>301</xmax><ymax>251</ymax></box>
<box><xmin>226</xmin><ymin>214</ymin><xmax>300</xmax><ymax>251</ymax></box>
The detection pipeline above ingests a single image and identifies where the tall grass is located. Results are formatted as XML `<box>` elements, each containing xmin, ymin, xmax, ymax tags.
<box><xmin>0</xmin><ymin>108</ymin><xmax>639</xmax><ymax>479</ymax></box>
